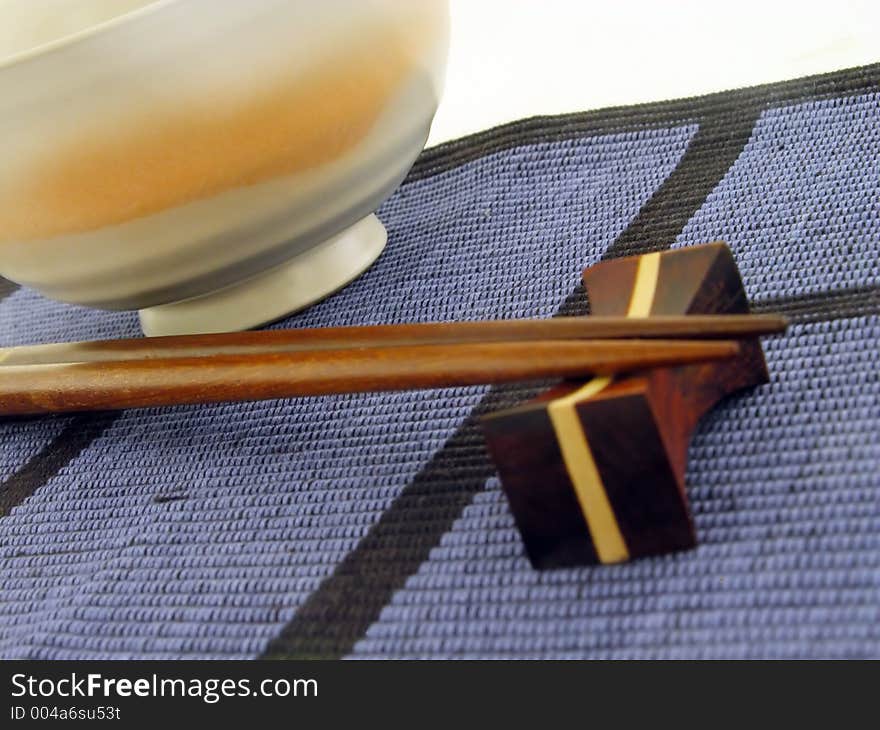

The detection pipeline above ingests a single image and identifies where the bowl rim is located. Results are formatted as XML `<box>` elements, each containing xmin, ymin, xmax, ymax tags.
<box><xmin>0</xmin><ymin>0</ymin><xmax>179</xmax><ymax>72</ymax></box>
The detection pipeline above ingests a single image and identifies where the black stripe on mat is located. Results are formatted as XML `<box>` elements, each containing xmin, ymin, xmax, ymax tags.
<box><xmin>753</xmin><ymin>285</ymin><xmax>880</xmax><ymax>323</ymax></box>
<box><xmin>0</xmin><ymin>413</ymin><xmax>118</xmax><ymax>517</ymax></box>
<box><xmin>409</xmin><ymin>63</ymin><xmax>880</xmax><ymax>181</ymax></box>
<box><xmin>260</xmin><ymin>101</ymin><xmax>764</xmax><ymax>659</ymax></box>
<box><xmin>603</xmin><ymin>103</ymin><xmax>761</xmax><ymax>259</ymax></box>
<box><xmin>0</xmin><ymin>277</ymin><xmax>18</xmax><ymax>305</ymax></box>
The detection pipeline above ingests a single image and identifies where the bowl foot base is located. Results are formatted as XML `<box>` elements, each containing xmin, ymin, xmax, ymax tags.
<box><xmin>138</xmin><ymin>214</ymin><xmax>387</xmax><ymax>336</ymax></box>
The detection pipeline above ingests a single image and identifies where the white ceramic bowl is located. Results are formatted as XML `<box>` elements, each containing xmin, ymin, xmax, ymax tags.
<box><xmin>0</xmin><ymin>0</ymin><xmax>448</xmax><ymax>334</ymax></box>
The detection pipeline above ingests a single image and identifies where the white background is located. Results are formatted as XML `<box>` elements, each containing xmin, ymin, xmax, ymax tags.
<box><xmin>428</xmin><ymin>0</ymin><xmax>880</xmax><ymax>146</ymax></box>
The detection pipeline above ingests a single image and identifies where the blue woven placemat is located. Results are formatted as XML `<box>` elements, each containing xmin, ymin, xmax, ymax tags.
<box><xmin>1</xmin><ymin>65</ymin><xmax>878</xmax><ymax>659</ymax></box>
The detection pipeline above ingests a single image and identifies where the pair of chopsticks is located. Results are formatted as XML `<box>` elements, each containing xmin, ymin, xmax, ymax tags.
<box><xmin>0</xmin><ymin>314</ymin><xmax>787</xmax><ymax>415</ymax></box>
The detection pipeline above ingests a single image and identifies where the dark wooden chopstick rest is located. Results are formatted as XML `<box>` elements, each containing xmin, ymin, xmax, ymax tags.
<box><xmin>482</xmin><ymin>242</ymin><xmax>772</xmax><ymax>568</ymax></box>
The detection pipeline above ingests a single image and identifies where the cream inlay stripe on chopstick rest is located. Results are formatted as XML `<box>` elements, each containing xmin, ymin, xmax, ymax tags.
<box><xmin>546</xmin><ymin>252</ymin><xmax>661</xmax><ymax>563</ymax></box>
<box><xmin>626</xmin><ymin>250</ymin><xmax>661</xmax><ymax>318</ymax></box>
<box><xmin>546</xmin><ymin>376</ymin><xmax>622</xmax><ymax>561</ymax></box>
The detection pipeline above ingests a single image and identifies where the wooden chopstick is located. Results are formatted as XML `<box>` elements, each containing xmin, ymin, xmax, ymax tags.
<box><xmin>0</xmin><ymin>339</ymin><xmax>740</xmax><ymax>416</ymax></box>
<box><xmin>0</xmin><ymin>314</ymin><xmax>786</xmax><ymax>366</ymax></box>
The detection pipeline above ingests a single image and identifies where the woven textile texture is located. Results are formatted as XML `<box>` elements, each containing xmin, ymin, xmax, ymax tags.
<box><xmin>1</xmin><ymin>65</ymin><xmax>879</xmax><ymax>659</ymax></box>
